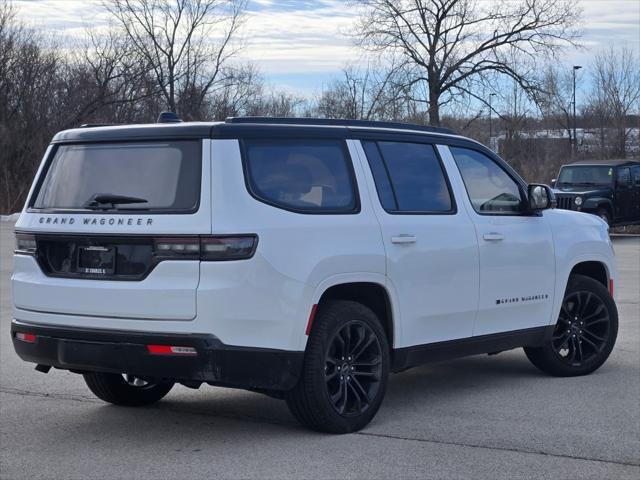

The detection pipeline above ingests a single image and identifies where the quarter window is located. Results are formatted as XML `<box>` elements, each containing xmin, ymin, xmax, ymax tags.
<box><xmin>363</xmin><ymin>141</ymin><xmax>454</xmax><ymax>213</ymax></box>
<box><xmin>451</xmin><ymin>147</ymin><xmax>525</xmax><ymax>215</ymax></box>
<box><xmin>243</xmin><ymin>139</ymin><xmax>357</xmax><ymax>213</ymax></box>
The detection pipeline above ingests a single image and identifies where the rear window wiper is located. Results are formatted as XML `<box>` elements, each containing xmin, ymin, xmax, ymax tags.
<box><xmin>84</xmin><ymin>194</ymin><xmax>148</xmax><ymax>210</ymax></box>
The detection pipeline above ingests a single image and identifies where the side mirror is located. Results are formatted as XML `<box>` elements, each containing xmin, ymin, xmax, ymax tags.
<box><xmin>528</xmin><ymin>184</ymin><xmax>554</xmax><ymax>211</ymax></box>
<box><xmin>550</xmin><ymin>178</ymin><xmax>557</xmax><ymax>188</ymax></box>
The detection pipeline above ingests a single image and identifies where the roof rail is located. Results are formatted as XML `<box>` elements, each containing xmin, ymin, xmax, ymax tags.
<box><xmin>224</xmin><ymin>117</ymin><xmax>457</xmax><ymax>135</ymax></box>
<box><xmin>79</xmin><ymin>123</ymin><xmax>115</xmax><ymax>128</ymax></box>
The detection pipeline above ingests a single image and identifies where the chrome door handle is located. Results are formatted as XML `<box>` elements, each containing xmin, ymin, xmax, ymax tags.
<box><xmin>391</xmin><ymin>235</ymin><xmax>417</xmax><ymax>244</ymax></box>
<box><xmin>483</xmin><ymin>232</ymin><xmax>504</xmax><ymax>241</ymax></box>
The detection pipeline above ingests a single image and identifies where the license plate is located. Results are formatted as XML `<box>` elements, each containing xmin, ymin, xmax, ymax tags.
<box><xmin>77</xmin><ymin>246</ymin><xmax>116</xmax><ymax>275</ymax></box>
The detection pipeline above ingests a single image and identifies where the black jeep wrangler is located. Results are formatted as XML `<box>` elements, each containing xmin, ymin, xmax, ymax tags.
<box><xmin>552</xmin><ymin>159</ymin><xmax>640</xmax><ymax>226</ymax></box>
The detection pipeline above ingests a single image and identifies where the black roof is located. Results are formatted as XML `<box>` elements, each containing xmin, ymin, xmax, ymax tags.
<box><xmin>565</xmin><ymin>159</ymin><xmax>639</xmax><ymax>167</ymax></box>
<box><xmin>51</xmin><ymin>117</ymin><xmax>461</xmax><ymax>144</ymax></box>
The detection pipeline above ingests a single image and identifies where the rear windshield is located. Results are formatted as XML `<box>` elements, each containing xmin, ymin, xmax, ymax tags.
<box><xmin>32</xmin><ymin>141</ymin><xmax>201</xmax><ymax>212</ymax></box>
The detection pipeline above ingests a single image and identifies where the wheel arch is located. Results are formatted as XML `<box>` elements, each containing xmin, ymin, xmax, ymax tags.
<box><xmin>549</xmin><ymin>255</ymin><xmax>615</xmax><ymax>328</ymax></box>
<box><xmin>310</xmin><ymin>279</ymin><xmax>396</xmax><ymax>349</ymax></box>
<box><xmin>569</xmin><ymin>260</ymin><xmax>610</xmax><ymax>289</ymax></box>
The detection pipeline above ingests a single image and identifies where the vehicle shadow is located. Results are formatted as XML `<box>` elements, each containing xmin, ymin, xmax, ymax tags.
<box><xmin>70</xmin><ymin>350</ymin><xmax>544</xmax><ymax>438</ymax></box>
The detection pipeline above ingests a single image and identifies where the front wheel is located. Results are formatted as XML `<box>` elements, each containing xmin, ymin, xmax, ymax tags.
<box><xmin>286</xmin><ymin>300</ymin><xmax>390</xmax><ymax>433</ymax></box>
<box><xmin>524</xmin><ymin>274</ymin><xmax>618</xmax><ymax>377</ymax></box>
<box><xmin>596</xmin><ymin>208</ymin><xmax>611</xmax><ymax>226</ymax></box>
<box><xmin>83</xmin><ymin>372</ymin><xmax>174</xmax><ymax>406</ymax></box>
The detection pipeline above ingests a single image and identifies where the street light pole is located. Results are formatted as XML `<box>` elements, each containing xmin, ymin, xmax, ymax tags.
<box><xmin>572</xmin><ymin>65</ymin><xmax>582</xmax><ymax>156</ymax></box>
<box><xmin>489</xmin><ymin>93</ymin><xmax>496</xmax><ymax>151</ymax></box>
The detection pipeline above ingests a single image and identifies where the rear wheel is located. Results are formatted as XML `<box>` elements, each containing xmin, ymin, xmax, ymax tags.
<box><xmin>83</xmin><ymin>372</ymin><xmax>174</xmax><ymax>406</ymax></box>
<box><xmin>286</xmin><ymin>300</ymin><xmax>390</xmax><ymax>433</ymax></box>
<box><xmin>524</xmin><ymin>274</ymin><xmax>617</xmax><ymax>376</ymax></box>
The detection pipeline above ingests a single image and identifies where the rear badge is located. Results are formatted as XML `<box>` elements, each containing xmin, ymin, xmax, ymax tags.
<box><xmin>38</xmin><ymin>216</ymin><xmax>153</xmax><ymax>226</ymax></box>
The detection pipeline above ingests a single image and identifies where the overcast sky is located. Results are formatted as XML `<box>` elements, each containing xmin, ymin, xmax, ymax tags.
<box><xmin>13</xmin><ymin>0</ymin><xmax>640</xmax><ymax>96</ymax></box>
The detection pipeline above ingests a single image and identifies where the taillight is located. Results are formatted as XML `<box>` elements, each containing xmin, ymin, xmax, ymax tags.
<box><xmin>200</xmin><ymin>235</ymin><xmax>257</xmax><ymax>261</ymax></box>
<box><xmin>153</xmin><ymin>235</ymin><xmax>257</xmax><ymax>261</ymax></box>
<box><xmin>15</xmin><ymin>233</ymin><xmax>37</xmax><ymax>256</ymax></box>
<box><xmin>154</xmin><ymin>237</ymin><xmax>201</xmax><ymax>259</ymax></box>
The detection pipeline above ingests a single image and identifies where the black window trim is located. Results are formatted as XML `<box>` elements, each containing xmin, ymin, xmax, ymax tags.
<box><xmin>239</xmin><ymin>137</ymin><xmax>362</xmax><ymax>215</ymax></box>
<box><xmin>448</xmin><ymin>144</ymin><xmax>533</xmax><ymax>218</ymax></box>
<box><xmin>360</xmin><ymin>139</ymin><xmax>458</xmax><ymax>216</ymax></box>
<box><xmin>27</xmin><ymin>139</ymin><xmax>204</xmax><ymax>215</ymax></box>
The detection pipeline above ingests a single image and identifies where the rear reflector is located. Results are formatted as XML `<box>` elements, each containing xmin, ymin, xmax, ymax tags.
<box><xmin>305</xmin><ymin>304</ymin><xmax>318</xmax><ymax>336</ymax></box>
<box><xmin>609</xmin><ymin>279</ymin><xmax>614</xmax><ymax>297</ymax></box>
<box><xmin>146</xmin><ymin>345</ymin><xmax>197</xmax><ymax>356</ymax></box>
<box><xmin>16</xmin><ymin>332</ymin><xmax>36</xmax><ymax>343</ymax></box>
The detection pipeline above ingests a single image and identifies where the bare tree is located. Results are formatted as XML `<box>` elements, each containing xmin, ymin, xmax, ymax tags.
<box><xmin>534</xmin><ymin>64</ymin><xmax>574</xmax><ymax>147</ymax></box>
<box><xmin>316</xmin><ymin>65</ymin><xmax>391</xmax><ymax>120</ymax></box>
<box><xmin>352</xmin><ymin>0</ymin><xmax>581</xmax><ymax>125</ymax></box>
<box><xmin>206</xmin><ymin>63</ymin><xmax>263</xmax><ymax>119</ymax></box>
<box><xmin>57</xmin><ymin>29</ymin><xmax>159</xmax><ymax>126</ymax></box>
<box><xmin>590</xmin><ymin>46</ymin><xmax>640</xmax><ymax>157</ymax></box>
<box><xmin>315</xmin><ymin>62</ymin><xmax>425</xmax><ymax>121</ymax></box>
<box><xmin>105</xmin><ymin>0</ymin><xmax>246</xmax><ymax>118</ymax></box>
<box><xmin>0</xmin><ymin>1</ymin><xmax>60</xmax><ymax>213</ymax></box>
<box><xmin>245</xmin><ymin>90</ymin><xmax>306</xmax><ymax>118</ymax></box>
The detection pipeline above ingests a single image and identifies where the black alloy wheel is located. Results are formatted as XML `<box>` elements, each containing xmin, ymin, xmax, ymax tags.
<box><xmin>525</xmin><ymin>274</ymin><xmax>618</xmax><ymax>377</ymax></box>
<box><xmin>551</xmin><ymin>290</ymin><xmax>611</xmax><ymax>366</ymax></box>
<box><xmin>285</xmin><ymin>300</ymin><xmax>390</xmax><ymax>433</ymax></box>
<box><xmin>83</xmin><ymin>371</ymin><xmax>174</xmax><ymax>406</ymax></box>
<box><xmin>596</xmin><ymin>208</ymin><xmax>611</xmax><ymax>226</ymax></box>
<box><xmin>324</xmin><ymin>320</ymin><xmax>383</xmax><ymax>416</ymax></box>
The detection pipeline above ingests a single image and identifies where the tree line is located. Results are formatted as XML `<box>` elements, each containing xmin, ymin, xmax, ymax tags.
<box><xmin>1</xmin><ymin>0</ymin><xmax>638</xmax><ymax>213</ymax></box>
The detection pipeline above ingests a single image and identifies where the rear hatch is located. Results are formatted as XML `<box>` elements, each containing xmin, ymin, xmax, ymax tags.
<box><xmin>13</xmin><ymin>138</ymin><xmax>211</xmax><ymax>320</ymax></box>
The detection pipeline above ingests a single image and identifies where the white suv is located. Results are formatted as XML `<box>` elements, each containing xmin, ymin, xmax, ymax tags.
<box><xmin>11</xmin><ymin>117</ymin><xmax>618</xmax><ymax>433</ymax></box>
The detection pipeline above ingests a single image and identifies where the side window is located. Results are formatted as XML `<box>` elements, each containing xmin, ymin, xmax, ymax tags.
<box><xmin>616</xmin><ymin>167</ymin><xmax>631</xmax><ymax>188</ymax></box>
<box><xmin>362</xmin><ymin>140</ymin><xmax>454</xmax><ymax>213</ymax></box>
<box><xmin>632</xmin><ymin>166</ymin><xmax>640</xmax><ymax>186</ymax></box>
<box><xmin>450</xmin><ymin>147</ymin><xmax>525</xmax><ymax>215</ymax></box>
<box><xmin>243</xmin><ymin>139</ymin><xmax>358</xmax><ymax>213</ymax></box>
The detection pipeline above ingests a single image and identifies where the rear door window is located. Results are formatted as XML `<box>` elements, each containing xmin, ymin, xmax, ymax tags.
<box><xmin>32</xmin><ymin>141</ymin><xmax>201</xmax><ymax>212</ymax></box>
<box><xmin>243</xmin><ymin>139</ymin><xmax>358</xmax><ymax>213</ymax></box>
<box><xmin>362</xmin><ymin>140</ymin><xmax>454</xmax><ymax>213</ymax></box>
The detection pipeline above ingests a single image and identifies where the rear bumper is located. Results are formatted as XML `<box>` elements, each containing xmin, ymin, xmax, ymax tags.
<box><xmin>11</xmin><ymin>320</ymin><xmax>303</xmax><ymax>391</ymax></box>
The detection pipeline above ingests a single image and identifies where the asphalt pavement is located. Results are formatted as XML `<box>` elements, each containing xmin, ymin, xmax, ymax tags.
<box><xmin>1</xmin><ymin>222</ymin><xmax>638</xmax><ymax>479</ymax></box>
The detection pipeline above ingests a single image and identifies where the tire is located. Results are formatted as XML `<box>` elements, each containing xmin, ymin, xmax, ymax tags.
<box><xmin>285</xmin><ymin>300</ymin><xmax>390</xmax><ymax>433</ymax></box>
<box><xmin>83</xmin><ymin>372</ymin><xmax>174</xmax><ymax>406</ymax></box>
<box><xmin>524</xmin><ymin>274</ymin><xmax>618</xmax><ymax>377</ymax></box>
<box><xmin>596</xmin><ymin>208</ymin><xmax>611</xmax><ymax>226</ymax></box>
